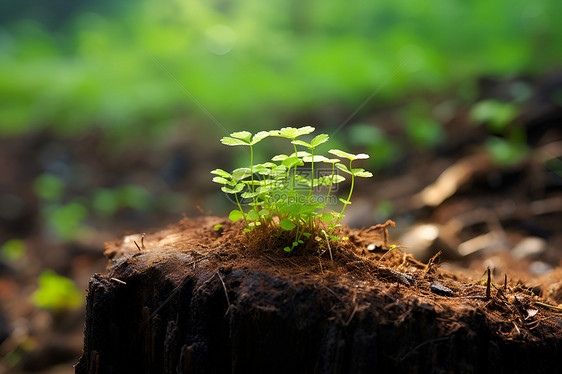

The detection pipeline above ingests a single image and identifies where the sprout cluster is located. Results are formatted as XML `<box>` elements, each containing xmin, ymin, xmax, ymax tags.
<box><xmin>211</xmin><ymin>126</ymin><xmax>372</xmax><ymax>253</ymax></box>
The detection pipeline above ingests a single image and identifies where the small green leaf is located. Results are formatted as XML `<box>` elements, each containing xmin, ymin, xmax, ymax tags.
<box><xmin>283</xmin><ymin>246</ymin><xmax>291</xmax><ymax>252</ymax></box>
<box><xmin>213</xmin><ymin>224</ymin><xmax>223</xmax><ymax>231</ymax></box>
<box><xmin>221</xmin><ymin>183</ymin><xmax>244</xmax><ymax>194</ymax></box>
<box><xmin>230</xmin><ymin>131</ymin><xmax>252</xmax><ymax>142</ymax></box>
<box><xmin>339</xmin><ymin>198</ymin><xmax>351</xmax><ymax>205</ymax></box>
<box><xmin>297</xmin><ymin>240</ymin><xmax>303</xmax><ymax>244</ymax></box>
<box><xmin>247</xmin><ymin>210</ymin><xmax>259</xmax><ymax>220</ymax></box>
<box><xmin>311</xmin><ymin>134</ymin><xmax>329</xmax><ymax>147</ymax></box>
<box><xmin>354</xmin><ymin>171</ymin><xmax>373</xmax><ymax>178</ymax></box>
<box><xmin>275</xmin><ymin>126</ymin><xmax>315</xmax><ymax>139</ymax></box>
<box><xmin>272</xmin><ymin>154</ymin><xmax>288</xmax><ymax>161</ymax></box>
<box><xmin>212</xmin><ymin>176</ymin><xmax>230</xmax><ymax>184</ymax></box>
<box><xmin>320</xmin><ymin>213</ymin><xmax>334</xmax><ymax>222</ymax></box>
<box><xmin>210</xmin><ymin>169</ymin><xmax>231</xmax><ymax>178</ymax></box>
<box><xmin>336</xmin><ymin>163</ymin><xmax>351</xmax><ymax>174</ymax></box>
<box><xmin>302</xmin><ymin>232</ymin><xmax>311</xmax><ymax>238</ymax></box>
<box><xmin>258</xmin><ymin>209</ymin><xmax>270</xmax><ymax>217</ymax></box>
<box><xmin>232</xmin><ymin>168</ymin><xmax>252</xmax><ymax>180</ymax></box>
<box><xmin>251</xmin><ymin>131</ymin><xmax>271</xmax><ymax>144</ymax></box>
<box><xmin>241</xmin><ymin>191</ymin><xmax>260</xmax><ymax>199</ymax></box>
<box><xmin>302</xmin><ymin>155</ymin><xmax>329</xmax><ymax>163</ymax></box>
<box><xmin>279</xmin><ymin>218</ymin><xmax>296</xmax><ymax>230</ymax></box>
<box><xmin>282</xmin><ymin>155</ymin><xmax>304</xmax><ymax>169</ymax></box>
<box><xmin>220</xmin><ymin>137</ymin><xmax>250</xmax><ymax>146</ymax></box>
<box><xmin>329</xmin><ymin>149</ymin><xmax>369</xmax><ymax>160</ymax></box>
<box><xmin>294</xmin><ymin>126</ymin><xmax>316</xmax><ymax>138</ymax></box>
<box><xmin>291</xmin><ymin>140</ymin><xmax>311</xmax><ymax>148</ymax></box>
<box><xmin>228</xmin><ymin>210</ymin><xmax>244</xmax><ymax>221</ymax></box>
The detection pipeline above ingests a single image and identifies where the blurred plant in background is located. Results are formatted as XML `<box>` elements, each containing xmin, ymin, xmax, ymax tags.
<box><xmin>1</xmin><ymin>0</ymin><xmax>561</xmax><ymax>140</ymax></box>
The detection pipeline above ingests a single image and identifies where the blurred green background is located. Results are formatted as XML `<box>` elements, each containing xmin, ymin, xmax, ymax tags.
<box><xmin>0</xmin><ymin>0</ymin><xmax>562</xmax><ymax>370</ymax></box>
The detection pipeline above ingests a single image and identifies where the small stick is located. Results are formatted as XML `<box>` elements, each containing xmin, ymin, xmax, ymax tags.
<box><xmin>217</xmin><ymin>272</ymin><xmax>232</xmax><ymax>316</ymax></box>
<box><xmin>134</xmin><ymin>241</ymin><xmax>142</xmax><ymax>251</ymax></box>
<box><xmin>141</xmin><ymin>233</ymin><xmax>146</xmax><ymax>249</ymax></box>
<box><xmin>485</xmin><ymin>267</ymin><xmax>491</xmax><ymax>299</ymax></box>
<box><xmin>424</xmin><ymin>251</ymin><xmax>442</xmax><ymax>273</ymax></box>
<box><xmin>504</xmin><ymin>274</ymin><xmax>507</xmax><ymax>291</ymax></box>
<box><xmin>110</xmin><ymin>277</ymin><xmax>127</xmax><ymax>285</ymax></box>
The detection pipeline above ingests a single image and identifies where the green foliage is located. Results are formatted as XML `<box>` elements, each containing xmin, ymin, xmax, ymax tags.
<box><xmin>1</xmin><ymin>239</ymin><xmax>26</xmax><ymax>262</ymax></box>
<box><xmin>1</xmin><ymin>0</ymin><xmax>562</xmax><ymax>139</ymax></box>
<box><xmin>31</xmin><ymin>270</ymin><xmax>83</xmax><ymax>312</ymax></box>
<box><xmin>44</xmin><ymin>202</ymin><xmax>89</xmax><ymax>241</ymax></box>
<box><xmin>33</xmin><ymin>174</ymin><xmax>65</xmax><ymax>202</ymax></box>
<box><xmin>212</xmin><ymin>126</ymin><xmax>372</xmax><ymax>253</ymax></box>
<box><xmin>470</xmin><ymin>100</ymin><xmax>519</xmax><ymax>133</ymax></box>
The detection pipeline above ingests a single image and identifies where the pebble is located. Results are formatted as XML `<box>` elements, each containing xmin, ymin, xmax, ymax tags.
<box><xmin>430</xmin><ymin>283</ymin><xmax>453</xmax><ymax>297</ymax></box>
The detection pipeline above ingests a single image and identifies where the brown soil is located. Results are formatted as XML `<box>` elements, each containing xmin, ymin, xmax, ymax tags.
<box><xmin>76</xmin><ymin>216</ymin><xmax>562</xmax><ymax>374</ymax></box>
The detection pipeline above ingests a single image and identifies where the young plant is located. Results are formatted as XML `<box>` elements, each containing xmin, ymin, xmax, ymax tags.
<box><xmin>211</xmin><ymin>126</ymin><xmax>372</xmax><ymax>253</ymax></box>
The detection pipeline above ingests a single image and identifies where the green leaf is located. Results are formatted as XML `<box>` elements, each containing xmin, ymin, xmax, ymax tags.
<box><xmin>329</xmin><ymin>149</ymin><xmax>369</xmax><ymax>160</ymax></box>
<box><xmin>251</xmin><ymin>131</ymin><xmax>271</xmax><ymax>145</ymax></box>
<box><xmin>241</xmin><ymin>191</ymin><xmax>260</xmax><ymax>199</ymax></box>
<box><xmin>258</xmin><ymin>209</ymin><xmax>270</xmax><ymax>217</ymax></box>
<box><xmin>311</xmin><ymin>134</ymin><xmax>329</xmax><ymax>147</ymax></box>
<box><xmin>212</xmin><ymin>176</ymin><xmax>230</xmax><ymax>184</ymax></box>
<box><xmin>210</xmin><ymin>169</ymin><xmax>231</xmax><ymax>178</ymax></box>
<box><xmin>279</xmin><ymin>218</ymin><xmax>296</xmax><ymax>230</ymax></box>
<box><xmin>354</xmin><ymin>171</ymin><xmax>373</xmax><ymax>178</ymax></box>
<box><xmin>213</xmin><ymin>224</ymin><xmax>223</xmax><ymax>231</ymax></box>
<box><xmin>291</xmin><ymin>139</ymin><xmax>311</xmax><ymax>148</ymax></box>
<box><xmin>228</xmin><ymin>209</ymin><xmax>244</xmax><ymax>221</ymax></box>
<box><xmin>222</xmin><ymin>183</ymin><xmax>244</xmax><ymax>194</ymax></box>
<box><xmin>272</xmin><ymin>154</ymin><xmax>288</xmax><ymax>161</ymax></box>
<box><xmin>335</xmin><ymin>163</ymin><xmax>351</xmax><ymax>174</ymax></box>
<box><xmin>294</xmin><ymin>126</ymin><xmax>316</xmax><ymax>138</ymax></box>
<box><xmin>230</xmin><ymin>131</ymin><xmax>252</xmax><ymax>142</ymax></box>
<box><xmin>275</xmin><ymin>126</ymin><xmax>315</xmax><ymax>139</ymax></box>
<box><xmin>349</xmin><ymin>167</ymin><xmax>374</xmax><ymax>178</ymax></box>
<box><xmin>283</xmin><ymin>246</ymin><xmax>291</xmax><ymax>252</ymax></box>
<box><xmin>220</xmin><ymin>137</ymin><xmax>250</xmax><ymax>146</ymax></box>
<box><xmin>339</xmin><ymin>198</ymin><xmax>352</xmax><ymax>205</ymax></box>
<box><xmin>282</xmin><ymin>155</ymin><xmax>304</xmax><ymax>169</ymax></box>
<box><xmin>320</xmin><ymin>213</ymin><xmax>334</xmax><ymax>222</ymax></box>
<box><xmin>232</xmin><ymin>168</ymin><xmax>252</xmax><ymax>180</ymax></box>
<box><xmin>247</xmin><ymin>210</ymin><xmax>259</xmax><ymax>220</ymax></box>
<box><xmin>302</xmin><ymin>155</ymin><xmax>329</xmax><ymax>163</ymax></box>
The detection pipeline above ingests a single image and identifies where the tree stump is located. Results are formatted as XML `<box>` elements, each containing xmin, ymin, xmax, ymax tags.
<box><xmin>75</xmin><ymin>217</ymin><xmax>562</xmax><ymax>374</ymax></box>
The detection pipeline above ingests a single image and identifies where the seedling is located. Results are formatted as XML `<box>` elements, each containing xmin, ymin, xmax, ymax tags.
<box><xmin>212</xmin><ymin>126</ymin><xmax>372</xmax><ymax>253</ymax></box>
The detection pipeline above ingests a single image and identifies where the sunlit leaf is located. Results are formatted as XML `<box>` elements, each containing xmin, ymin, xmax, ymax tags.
<box><xmin>279</xmin><ymin>218</ymin><xmax>296</xmax><ymax>230</ymax></box>
<box><xmin>228</xmin><ymin>209</ymin><xmax>244</xmax><ymax>221</ymax></box>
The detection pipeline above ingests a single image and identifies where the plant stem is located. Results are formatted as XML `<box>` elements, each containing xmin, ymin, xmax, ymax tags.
<box><xmin>337</xmin><ymin>160</ymin><xmax>355</xmax><ymax>224</ymax></box>
<box><xmin>291</xmin><ymin>142</ymin><xmax>298</xmax><ymax>189</ymax></box>
<box><xmin>234</xmin><ymin>193</ymin><xmax>247</xmax><ymax>223</ymax></box>
<box><xmin>322</xmin><ymin>163</ymin><xmax>335</xmax><ymax>214</ymax></box>
<box><xmin>309</xmin><ymin>149</ymin><xmax>314</xmax><ymax>197</ymax></box>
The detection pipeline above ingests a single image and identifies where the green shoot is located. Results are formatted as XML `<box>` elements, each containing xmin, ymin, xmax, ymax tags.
<box><xmin>211</xmin><ymin>126</ymin><xmax>373</xmax><ymax>254</ymax></box>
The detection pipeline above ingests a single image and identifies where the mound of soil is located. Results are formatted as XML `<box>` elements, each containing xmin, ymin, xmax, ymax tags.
<box><xmin>75</xmin><ymin>217</ymin><xmax>562</xmax><ymax>374</ymax></box>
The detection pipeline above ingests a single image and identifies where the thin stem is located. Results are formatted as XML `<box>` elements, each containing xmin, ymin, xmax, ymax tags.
<box><xmin>322</xmin><ymin>163</ymin><xmax>335</xmax><ymax>214</ymax></box>
<box><xmin>234</xmin><ymin>193</ymin><xmax>247</xmax><ymax>224</ymax></box>
<box><xmin>309</xmin><ymin>148</ymin><xmax>314</xmax><ymax>197</ymax></box>
<box><xmin>291</xmin><ymin>142</ymin><xmax>298</xmax><ymax>189</ymax></box>
<box><xmin>337</xmin><ymin>160</ymin><xmax>355</xmax><ymax>224</ymax></box>
<box><xmin>249</xmin><ymin>144</ymin><xmax>259</xmax><ymax>212</ymax></box>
